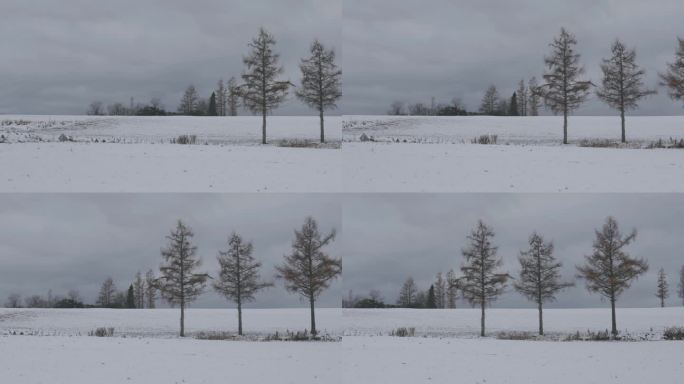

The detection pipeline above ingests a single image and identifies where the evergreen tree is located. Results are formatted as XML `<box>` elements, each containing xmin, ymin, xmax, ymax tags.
<box><xmin>509</xmin><ymin>92</ymin><xmax>519</xmax><ymax>116</ymax></box>
<box><xmin>126</xmin><ymin>285</ymin><xmax>135</xmax><ymax>309</ymax></box>
<box><xmin>656</xmin><ymin>268</ymin><xmax>669</xmax><ymax>308</ymax></box>
<box><xmin>213</xmin><ymin>232</ymin><xmax>273</xmax><ymax>335</ymax></box>
<box><xmin>479</xmin><ymin>85</ymin><xmax>499</xmax><ymax>115</ymax></box>
<box><xmin>540</xmin><ymin>28</ymin><xmax>592</xmax><ymax>144</ymax></box>
<box><xmin>528</xmin><ymin>76</ymin><xmax>542</xmax><ymax>116</ymax></box>
<box><xmin>514</xmin><ymin>232</ymin><xmax>574</xmax><ymax>335</ymax></box>
<box><xmin>296</xmin><ymin>39</ymin><xmax>342</xmax><ymax>143</ymax></box>
<box><xmin>659</xmin><ymin>38</ymin><xmax>684</xmax><ymax>107</ymax></box>
<box><xmin>178</xmin><ymin>85</ymin><xmax>199</xmax><ymax>115</ymax></box>
<box><xmin>597</xmin><ymin>40</ymin><xmax>656</xmax><ymax>143</ymax></box>
<box><xmin>398</xmin><ymin>277</ymin><xmax>418</xmax><ymax>307</ymax></box>
<box><xmin>426</xmin><ymin>284</ymin><xmax>437</xmax><ymax>308</ymax></box>
<box><xmin>276</xmin><ymin>217</ymin><xmax>340</xmax><ymax>336</ymax></box>
<box><xmin>577</xmin><ymin>216</ymin><xmax>648</xmax><ymax>336</ymax></box>
<box><xmin>457</xmin><ymin>221</ymin><xmax>510</xmax><ymax>336</ymax></box>
<box><xmin>241</xmin><ymin>28</ymin><xmax>291</xmax><ymax>144</ymax></box>
<box><xmin>157</xmin><ymin>220</ymin><xmax>209</xmax><ymax>337</ymax></box>
<box><xmin>208</xmin><ymin>92</ymin><xmax>217</xmax><ymax>116</ymax></box>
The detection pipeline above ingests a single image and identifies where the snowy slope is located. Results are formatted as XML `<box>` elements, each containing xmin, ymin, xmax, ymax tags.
<box><xmin>0</xmin><ymin>116</ymin><xmax>341</xmax><ymax>192</ymax></box>
<box><xmin>343</xmin><ymin>116</ymin><xmax>684</xmax><ymax>192</ymax></box>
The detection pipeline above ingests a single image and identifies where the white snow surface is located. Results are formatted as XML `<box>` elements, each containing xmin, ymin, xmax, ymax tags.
<box><xmin>343</xmin><ymin>116</ymin><xmax>684</xmax><ymax>192</ymax></box>
<box><xmin>0</xmin><ymin>116</ymin><xmax>341</xmax><ymax>192</ymax></box>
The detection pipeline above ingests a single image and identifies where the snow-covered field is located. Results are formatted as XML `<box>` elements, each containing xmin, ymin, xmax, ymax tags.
<box><xmin>0</xmin><ymin>308</ymin><xmax>342</xmax><ymax>384</ymax></box>
<box><xmin>342</xmin><ymin>308</ymin><xmax>684</xmax><ymax>383</ymax></box>
<box><xmin>343</xmin><ymin>116</ymin><xmax>684</xmax><ymax>192</ymax></box>
<box><xmin>0</xmin><ymin>115</ymin><xmax>341</xmax><ymax>192</ymax></box>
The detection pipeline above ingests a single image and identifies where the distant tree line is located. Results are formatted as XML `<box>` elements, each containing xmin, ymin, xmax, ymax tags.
<box><xmin>387</xmin><ymin>32</ymin><xmax>684</xmax><ymax>145</ymax></box>
<box><xmin>87</xmin><ymin>28</ymin><xmax>342</xmax><ymax>144</ymax></box>
<box><xmin>355</xmin><ymin>217</ymin><xmax>683</xmax><ymax>338</ymax></box>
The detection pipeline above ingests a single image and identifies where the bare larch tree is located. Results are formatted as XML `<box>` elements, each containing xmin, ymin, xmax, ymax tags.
<box><xmin>540</xmin><ymin>28</ymin><xmax>592</xmax><ymax>144</ymax></box>
<box><xmin>434</xmin><ymin>272</ymin><xmax>446</xmax><ymax>309</ymax></box>
<box><xmin>514</xmin><ymin>232</ymin><xmax>574</xmax><ymax>335</ymax></box>
<box><xmin>178</xmin><ymin>85</ymin><xmax>199</xmax><ymax>115</ymax></box>
<box><xmin>397</xmin><ymin>277</ymin><xmax>418</xmax><ymax>307</ymax></box>
<box><xmin>157</xmin><ymin>220</ymin><xmax>208</xmax><ymax>337</ymax></box>
<box><xmin>133</xmin><ymin>271</ymin><xmax>145</xmax><ymax>309</ymax></box>
<box><xmin>296</xmin><ymin>39</ymin><xmax>342</xmax><ymax>143</ymax></box>
<box><xmin>517</xmin><ymin>79</ymin><xmax>528</xmax><ymax>116</ymax></box>
<box><xmin>479</xmin><ymin>85</ymin><xmax>499</xmax><ymax>116</ymax></box>
<box><xmin>596</xmin><ymin>40</ymin><xmax>656</xmax><ymax>143</ymax></box>
<box><xmin>276</xmin><ymin>217</ymin><xmax>340</xmax><ymax>336</ymax></box>
<box><xmin>241</xmin><ymin>28</ymin><xmax>291</xmax><ymax>144</ymax></box>
<box><xmin>576</xmin><ymin>216</ymin><xmax>648</xmax><ymax>336</ymax></box>
<box><xmin>457</xmin><ymin>221</ymin><xmax>510</xmax><ymax>337</ymax></box>
<box><xmin>659</xmin><ymin>37</ymin><xmax>684</xmax><ymax>107</ymax></box>
<box><xmin>527</xmin><ymin>76</ymin><xmax>542</xmax><ymax>116</ymax></box>
<box><xmin>215</xmin><ymin>79</ymin><xmax>227</xmax><ymax>116</ymax></box>
<box><xmin>213</xmin><ymin>232</ymin><xmax>272</xmax><ymax>335</ymax></box>
<box><xmin>96</xmin><ymin>277</ymin><xmax>117</xmax><ymax>308</ymax></box>
<box><xmin>446</xmin><ymin>269</ymin><xmax>458</xmax><ymax>308</ymax></box>
<box><xmin>227</xmin><ymin>77</ymin><xmax>240</xmax><ymax>116</ymax></box>
<box><xmin>145</xmin><ymin>269</ymin><xmax>157</xmax><ymax>309</ymax></box>
<box><xmin>656</xmin><ymin>268</ymin><xmax>669</xmax><ymax>308</ymax></box>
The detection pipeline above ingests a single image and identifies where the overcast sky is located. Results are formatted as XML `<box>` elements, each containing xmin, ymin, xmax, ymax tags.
<box><xmin>0</xmin><ymin>194</ymin><xmax>341</xmax><ymax>308</ymax></box>
<box><xmin>0</xmin><ymin>0</ymin><xmax>341</xmax><ymax>115</ymax></box>
<box><xmin>343</xmin><ymin>194</ymin><xmax>684</xmax><ymax>308</ymax></box>
<box><xmin>343</xmin><ymin>0</ymin><xmax>684</xmax><ymax>115</ymax></box>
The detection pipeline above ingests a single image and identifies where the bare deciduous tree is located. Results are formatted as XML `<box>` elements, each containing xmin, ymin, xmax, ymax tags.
<box><xmin>5</xmin><ymin>293</ymin><xmax>21</xmax><ymax>308</ymax></box>
<box><xmin>576</xmin><ymin>216</ymin><xmax>648</xmax><ymax>336</ymax></box>
<box><xmin>457</xmin><ymin>221</ymin><xmax>510</xmax><ymax>337</ymax></box>
<box><xmin>540</xmin><ymin>28</ymin><xmax>592</xmax><ymax>144</ymax></box>
<box><xmin>276</xmin><ymin>217</ymin><xmax>340</xmax><ymax>336</ymax></box>
<box><xmin>296</xmin><ymin>39</ymin><xmax>342</xmax><ymax>143</ymax></box>
<box><xmin>514</xmin><ymin>232</ymin><xmax>574</xmax><ymax>335</ymax></box>
<box><xmin>97</xmin><ymin>277</ymin><xmax>117</xmax><ymax>308</ymax></box>
<box><xmin>517</xmin><ymin>79</ymin><xmax>528</xmax><ymax>116</ymax></box>
<box><xmin>213</xmin><ymin>232</ymin><xmax>272</xmax><ymax>335</ymax></box>
<box><xmin>659</xmin><ymin>37</ymin><xmax>684</xmax><ymax>106</ymax></box>
<box><xmin>397</xmin><ymin>277</ymin><xmax>418</xmax><ymax>307</ymax></box>
<box><xmin>527</xmin><ymin>76</ymin><xmax>542</xmax><ymax>116</ymax></box>
<box><xmin>596</xmin><ymin>40</ymin><xmax>656</xmax><ymax>143</ymax></box>
<box><xmin>87</xmin><ymin>101</ymin><xmax>105</xmax><ymax>116</ymax></box>
<box><xmin>434</xmin><ymin>272</ymin><xmax>446</xmax><ymax>309</ymax></box>
<box><xmin>133</xmin><ymin>271</ymin><xmax>145</xmax><ymax>309</ymax></box>
<box><xmin>241</xmin><ymin>28</ymin><xmax>291</xmax><ymax>144</ymax></box>
<box><xmin>157</xmin><ymin>220</ymin><xmax>208</xmax><ymax>337</ymax></box>
<box><xmin>145</xmin><ymin>269</ymin><xmax>157</xmax><ymax>309</ymax></box>
<box><xmin>479</xmin><ymin>85</ymin><xmax>499</xmax><ymax>116</ymax></box>
<box><xmin>679</xmin><ymin>265</ymin><xmax>684</xmax><ymax>307</ymax></box>
<box><xmin>216</xmin><ymin>79</ymin><xmax>228</xmax><ymax>116</ymax></box>
<box><xmin>227</xmin><ymin>77</ymin><xmax>240</xmax><ymax>116</ymax></box>
<box><xmin>388</xmin><ymin>101</ymin><xmax>405</xmax><ymax>116</ymax></box>
<box><xmin>656</xmin><ymin>268</ymin><xmax>669</xmax><ymax>308</ymax></box>
<box><xmin>178</xmin><ymin>85</ymin><xmax>199</xmax><ymax>115</ymax></box>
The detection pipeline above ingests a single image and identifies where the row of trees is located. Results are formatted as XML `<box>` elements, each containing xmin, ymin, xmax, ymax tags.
<box><xmin>96</xmin><ymin>270</ymin><xmax>157</xmax><ymax>309</ymax></box>
<box><xmin>361</xmin><ymin>217</ymin><xmax>678</xmax><ymax>337</ymax></box>
<box><xmin>87</xmin><ymin>28</ymin><xmax>342</xmax><ymax>144</ymax></box>
<box><xmin>152</xmin><ymin>217</ymin><xmax>339</xmax><ymax>337</ymax></box>
<box><xmin>479</xmin><ymin>79</ymin><xmax>542</xmax><ymax>117</ymax></box>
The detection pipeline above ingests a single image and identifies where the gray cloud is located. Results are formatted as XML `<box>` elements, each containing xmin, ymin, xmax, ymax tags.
<box><xmin>343</xmin><ymin>0</ymin><xmax>684</xmax><ymax>115</ymax></box>
<box><xmin>342</xmin><ymin>194</ymin><xmax>684</xmax><ymax>308</ymax></box>
<box><xmin>0</xmin><ymin>0</ymin><xmax>341</xmax><ymax>115</ymax></box>
<box><xmin>0</xmin><ymin>194</ymin><xmax>342</xmax><ymax>308</ymax></box>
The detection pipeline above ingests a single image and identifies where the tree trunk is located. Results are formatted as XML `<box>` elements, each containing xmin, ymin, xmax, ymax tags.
<box><xmin>180</xmin><ymin>303</ymin><xmax>185</xmax><ymax>337</ymax></box>
<box><xmin>319</xmin><ymin>109</ymin><xmax>325</xmax><ymax>143</ymax></box>
<box><xmin>621</xmin><ymin>110</ymin><xmax>626</xmax><ymax>143</ymax></box>
<box><xmin>238</xmin><ymin>301</ymin><xmax>243</xmax><ymax>336</ymax></box>
<box><xmin>261</xmin><ymin>112</ymin><xmax>267</xmax><ymax>144</ymax></box>
<box><xmin>610</xmin><ymin>296</ymin><xmax>617</xmax><ymax>337</ymax></box>
<box><xmin>563</xmin><ymin>111</ymin><xmax>568</xmax><ymax>144</ymax></box>
<box><xmin>310</xmin><ymin>295</ymin><xmax>317</xmax><ymax>337</ymax></box>
<box><xmin>538</xmin><ymin>301</ymin><xmax>544</xmax><ymax>336</ymax></box>
<box><xmin>480</xmin><ymin>301</ymin><xmax>485</xmax><ymax>337</ymax></box>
